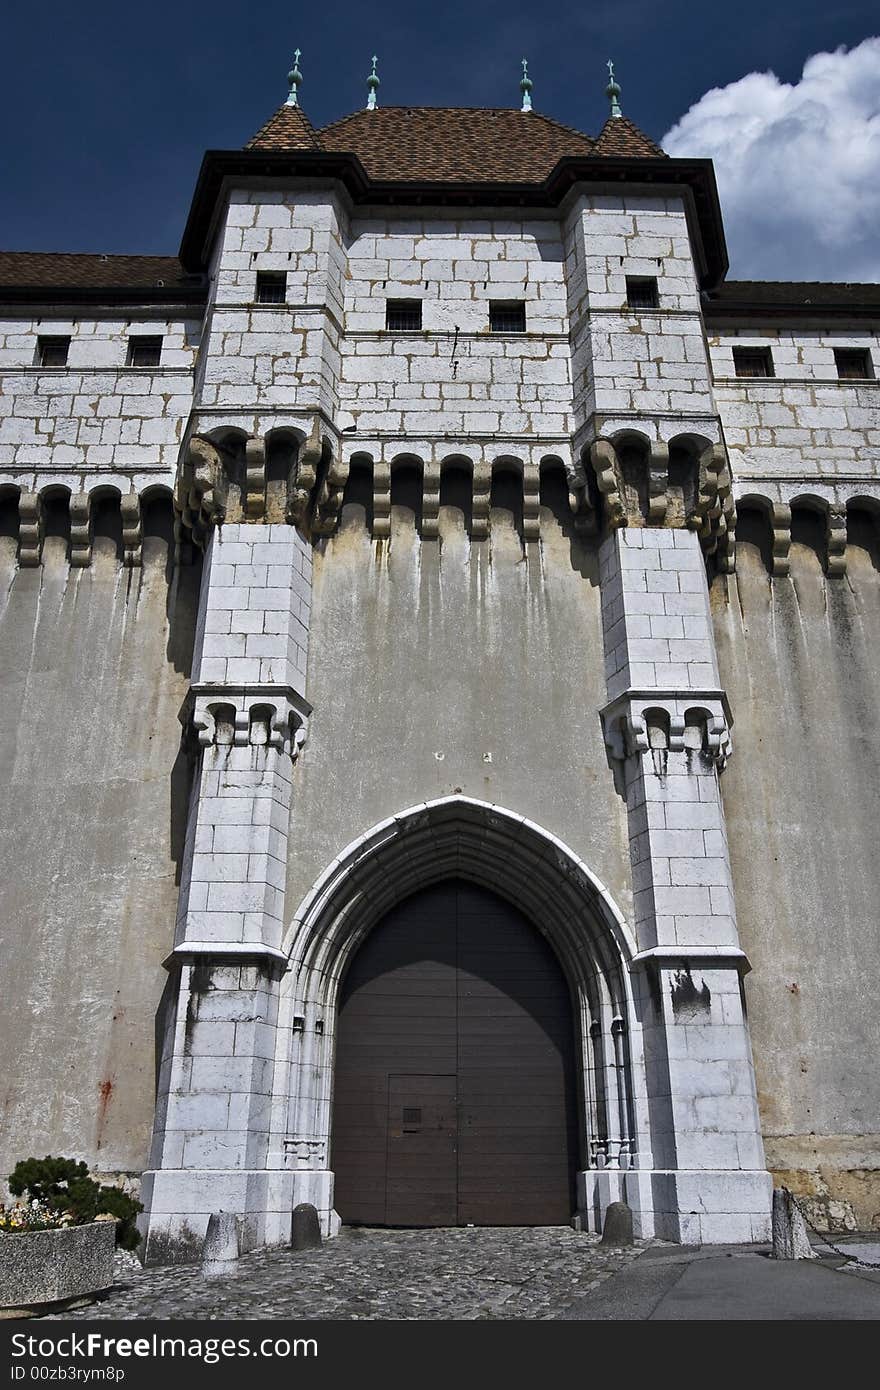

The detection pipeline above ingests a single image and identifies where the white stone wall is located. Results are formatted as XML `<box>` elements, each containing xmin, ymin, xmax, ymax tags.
<box><xmin>337</xmin><ymin>216</ymin><xmax>571</xmax><ymax>440</ymax></box>
<box><xmin>195</xmin><ymin>187</ymin><xmax>347</xmax><ymax>419</ymax></box>
<box><xmin>192</xmin><ymin>525</ymin><xmax>311</xmax><ymax>694</ymax></box>
<box><xmin>564</xmin><ymin>194</ymin><xmax>714</xmax><ymax>440</ymax></box>
<box><xmin>601</xmin><ymin>528</ymin><xmax>719</xmax><ymax>697</ymax></box>
<box><xmin>0</xmin><ymin>316</ymin><xmax>198</xmax><ymax>487</ymax></box>
<box><xmin>709</xmin><ymin>327</ymin><xmax>880</xmax><ymax>498</ymax></box>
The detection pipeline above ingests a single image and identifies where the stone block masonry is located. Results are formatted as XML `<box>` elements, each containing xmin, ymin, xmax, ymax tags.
<box><xmin>140</xmin><ymin>520</ymin><xmax>316</xmax><ymax>1261</ymax></box>
<box><xmin>594</xmin><ymin>525</ymin><xmax>771</xmax><ymax>1243</ymax></box>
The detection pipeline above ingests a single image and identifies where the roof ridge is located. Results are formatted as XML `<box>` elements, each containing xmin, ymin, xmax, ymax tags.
<box><xmin>0</xmin><ymin>250</ymin><xmax>182</xmax><ymax>261</ymax></box>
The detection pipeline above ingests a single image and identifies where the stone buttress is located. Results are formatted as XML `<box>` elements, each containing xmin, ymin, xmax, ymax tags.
<box><xmin>591</xmin><ymin>522</ymin><xmax>772</xmax><ymax>1242</ymax></box>
<box><xmin>139</xmin><ymin>516</ymin><xmax>318</xmax><ymax>1261</ymax></box>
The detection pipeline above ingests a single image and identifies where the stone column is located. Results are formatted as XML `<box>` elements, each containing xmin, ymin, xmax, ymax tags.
<box><xmin>596</xmin><ymin>525</ymin><xmax>772</xmax><ymax>1243</ymax></box>
<box><xmin>140</xmin><ymin>522</ymin><xmax>314</xmax><ymax>1263</ymax></box>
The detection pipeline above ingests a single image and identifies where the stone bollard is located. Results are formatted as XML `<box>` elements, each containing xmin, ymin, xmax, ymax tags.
<box><xmin>771</xmin><ymin>1188</ymin><xmax>816</xmax><ymax>1260</ymax></box>
<box><xmin>291</xmin><ymin>1203</ymin><xmax>322</xmax><ymax>1252</ymax></box>
<box><xmin>201</xmin><ymin>1211</ymin><xmax>240</xmax><ymax>1280</ymax></box>
<box><xmin>600</xmin><ymin>1201</ymin><xmax>634</xmax><ymax>1247</ymax></box>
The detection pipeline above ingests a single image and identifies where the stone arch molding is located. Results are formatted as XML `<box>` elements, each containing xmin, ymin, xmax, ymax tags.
<box><xmin>274</xmin><ymin>795</ymin><xmax>647</xmax><ymax>1217</ymax></box>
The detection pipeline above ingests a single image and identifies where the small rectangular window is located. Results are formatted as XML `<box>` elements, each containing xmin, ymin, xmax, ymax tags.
<box><xmin>834</xmin><ymin>348</ymin><xmax>872</xmax><ymax>380</ymax></box>
<box><xmin>489</xmin><ymin>300</ymin><xmax>526</xmax><ymax>333</ymax></box>
<box><xmin>625</xmin><ymin>277</ymin><xmax>659</xmax><ymax>310</ymax></box>
<box><xmin>386</xmin><ymin>299</ymin><xmax>422</xmax><ymax>331</ymax></box>
<box><xmin>733</xmin><ymin>347</ymin><xmax>774</xmax><ymax>378</ymax></box>
<box><xmin>255</xmin><ymin>271</ymin><xmax>287</xmax><ymax>305</ymax></box>
<box><xmin>37</xmin><ymin>335</ymin><xmax>70</xmax><ymax>367</ymax></box>
<box><xmin>126</xmin><ymin>336</ymin><xmax>162</xmax><ymax>368</ymax></box>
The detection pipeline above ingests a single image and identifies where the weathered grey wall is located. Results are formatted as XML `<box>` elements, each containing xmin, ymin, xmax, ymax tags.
<box><xmin>0</xmin><ymin>533</ymin><xmax>199</xmax><ymax>1188</ymax></box>
<box><xmin>713</xmin><ymin>537</ymin><xmax>880</xmax><ymax>1230</ymax></box>
<box><xmin>287</xmin><ymin>500</ymin><xmax>633</xmax><ymax>933</ymax></box>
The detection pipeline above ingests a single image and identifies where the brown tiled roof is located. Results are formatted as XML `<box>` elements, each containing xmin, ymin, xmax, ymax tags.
<box><xmin>0</xmin><ymin>252</ymin><xmax>198</xmax><ymax>291</ymax></box>
<box><xmin>592</xmin><ymin>116</ymin><xmax>665</xmax><ymax>159</ymax></box>
<box><xmin>247</xmin><ymin>105</ymin><xmax>667</xmax><ymax>180</ymax></box>
<box><xmin>246</xmin><ymin>104</ymin><xmax>319</xmax><ymax>152</ymax></box>
<box><xmin>312</xmin><ymin>107</ymin><xmax>599</xmax><ymax>182</ymax></box>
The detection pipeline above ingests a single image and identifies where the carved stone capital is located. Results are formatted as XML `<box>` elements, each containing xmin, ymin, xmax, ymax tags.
<box><xmin>185</xmin><ymin>685</ymin><xmax>311</xmax><ymax>761</ymax></box>
<box><xmin>601</xmin><ymin>689</ymin><xmax>733</xmax><ymax>768</ymax></box>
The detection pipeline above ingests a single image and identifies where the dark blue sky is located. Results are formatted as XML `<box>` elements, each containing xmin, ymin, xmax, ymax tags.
<box><xmin>3</xmin><ymin>0</ymin><xmax>878</xmax><ymax>256</ymax></box>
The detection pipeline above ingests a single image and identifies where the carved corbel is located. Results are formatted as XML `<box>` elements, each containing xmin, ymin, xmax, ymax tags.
<box><xmin>288</xmin><ymin>418</ymin><xmax>321</xmax><ymax>528</ymax></box>
<box><xmin>313</xmin><ymin>446</ymin><xmax>348</xmax><ymax>536</ymax></box>
<box><xmin>771</xmin><ymin>503</ymin><xmax>791</xmax><ymax>577</ymax></box>
<box><xmin>564</xmin><ymin>459</ymin><xmax>597</xmax><ymax>535</ymax></box>
<box><xmin>522</xmin><ymin>464</ymin><xmax>541</xmax><ymax>542</ymax></box>
<box><xmin>120</xmin><ymin>490</ymin><xmax>142</xmax><ymax>567</ymax></box>
<box><xmin>647</xmin><ymin>441</ymin><xmax>669</xmax><ymax>526</ymax></box>
<box><xmin>69</xmin><ymin>494</ymin><xmax>92</xmax><ymax>567</ymax></box>
<box><xmin>689</xmin><ymin>444</ymin><xmax>721</xmax><ymax>539</ymax></box>
<box><xmin>826</xmin><ymin>505</ymin><xmax>847</xmax><ymax>577</ymax></box>
<box><xmin>17</xmin><ymin>492</ymin><xmax>44</xmax><ymax>567</ymax></box>
<box><xmin>372</xmin><ymin>460</ymin><xmax>392</xmax><ymax>540</ymax></box>
<box><xmin>421</xmin><ymin>461</ymin><xmax>441</xmax><ymax>540</ymax></box>
<box><xmin>245</xmin><ymin>436</ymin><xmax>266</xmax><ymax>520</ymax></box>
<box><xmin>589</xmin><ymin>440</ymin><xmax>626</xmax><ymax>530</ymax></box>
<box><xmin>174</xmin><ymin>436</ymin><xmax>228</xmax><ymax>547</ymax></box>
<box><xmin>471</xmin><ymin>460</ymin><xmax>492</xmax><ymax>539</ymax></box>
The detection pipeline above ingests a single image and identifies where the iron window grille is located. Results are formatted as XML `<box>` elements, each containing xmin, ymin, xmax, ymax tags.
<box><xmin>386</xmin><ymin>300</ymin><xmax>422</xmax><ymax>331</ymax></box>
<box><xmin>489</xmin><ymin>301</ymin><xmax>526</xmax><ymax>333</ymax></box>
<box><xmin>625</xmin><ymin>277</ymin><xmax>659</xmax><ymax>310</ymax></box>
<box><xmin>126</xmin><ymin>336</ymin><xmax>163</xmax><ymax>368</ymax></box>
<box><xmin>732</xmin><ymin>347</ymin><xmax>774</xmax><ymax>378</ymax></box>
<box><xmin>37</xmin><ymin>336</ymin><xmax>70</xmax><ymax>367</ymax></box>
<box><xmin>256</xmin><ymin>271</ymin><xmax>287</xmax><ymax>305</ymax></box>
<box><xmin>834</xmin><ymin>348</ymin><xmax>873</xmax><ymax>380</ymax></box>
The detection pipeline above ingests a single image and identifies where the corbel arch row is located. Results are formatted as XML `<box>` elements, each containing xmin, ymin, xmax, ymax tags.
<box><xmin>339</xmin><ymin>450</ymin><xmax>586</xmax><ymax>540</ymax></box>
<box><xmin>733</xmin><ymin>488</ymin><xmax>880</xmax><ymax>576</ymax></box>
<box><xmin>0</xmin><ymin>479</ymin><xmax>175</xmax><ymax>568</ymax></box>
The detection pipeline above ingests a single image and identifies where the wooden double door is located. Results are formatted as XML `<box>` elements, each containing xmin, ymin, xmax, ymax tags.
<box><xmin>331</xmin><ymin>879</ymin><xmax>578</xmax><ymax>1226</ymax></box>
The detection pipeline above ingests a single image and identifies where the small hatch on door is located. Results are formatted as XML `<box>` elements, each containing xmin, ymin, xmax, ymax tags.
<box><xmin>402</xmin><ymin>1107</ymin><xmax>422</xmax><ymax>1131</ymax></box>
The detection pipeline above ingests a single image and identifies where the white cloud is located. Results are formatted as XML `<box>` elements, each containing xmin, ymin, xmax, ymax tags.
<box><xmin>662</xmin><ymin>38</ymin><xmax>880</xmax><ymax>282</ymax></box>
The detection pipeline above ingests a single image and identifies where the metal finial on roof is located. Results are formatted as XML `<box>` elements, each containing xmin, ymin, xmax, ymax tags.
<box><xmin>606</xmin><ymin>58</ymin><xmax>622</xmax><ymax>118</ymax></box>
<box><xmin>366</xmin><ymin>55</ymin><xmax>380</xmax><ymax>111</ymax></box>
<box><xmin>286</xmin><ymin>49</ymin><xmax>303</xmax><ymax>108</ymax></box>
<box><xmin>520</xmin><ymin>58</ymin><xmax>533</xmax><ymax>113</ymax></box>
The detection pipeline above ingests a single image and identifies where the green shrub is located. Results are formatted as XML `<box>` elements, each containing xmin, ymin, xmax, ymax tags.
<box><xmin>8</xmin><ymin>1157</ymin><xmax>142</xmax><ymax>1250</ymax></box>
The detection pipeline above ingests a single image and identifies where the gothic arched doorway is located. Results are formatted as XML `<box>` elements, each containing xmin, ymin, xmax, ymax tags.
<box><xmin>331</xmin><ymin>878</ymin><xmax>579</xmax><ymax>1226</ymax></box>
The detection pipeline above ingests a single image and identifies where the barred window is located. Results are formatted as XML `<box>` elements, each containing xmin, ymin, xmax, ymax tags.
<box><xmin>733</xmin><ymin>347</ymin><xmax>774</xmax><ymax>378</ymax></box>
<box><xmin>625</xmin><ymin>277</ymin><xmax>659</xmax><ymax>310</ymax></box>
<box><xmin>386</xmin><ymin>300</ymin><xmax>422</xmax><ymax>331</ymax></box>
<box><xmin>256</xmin><ymin>271</ymin><xmax>287</xmax><ymax>304</ymax></box>
<box><xmin>489</xmin><ymin>301</ymin><xmax>526</xmax><ymax>333</ymax></box>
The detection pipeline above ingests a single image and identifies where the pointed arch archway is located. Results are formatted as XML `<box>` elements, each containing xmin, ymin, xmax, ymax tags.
<box><xmin>272</xmin><ymin>797</ymin><xmax>647</xmax><ymax>1225</ymax></box>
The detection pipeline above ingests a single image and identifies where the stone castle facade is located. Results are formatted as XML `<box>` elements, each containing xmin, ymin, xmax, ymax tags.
<box><xmin>1</xmin><ymin>78</ymin><xmax>878</xmax><ymax>1259</ymax></box>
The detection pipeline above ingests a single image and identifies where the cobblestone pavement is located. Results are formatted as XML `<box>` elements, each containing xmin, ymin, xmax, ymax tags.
<box><xmin>51</xmin><ymin>1228</ymin><xmax>646</xmax><ymax>1321</ymax></box>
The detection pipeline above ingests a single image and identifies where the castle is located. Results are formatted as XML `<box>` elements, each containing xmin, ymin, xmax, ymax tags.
<box><xmin>1</xmin><ymin>56</ymin><xmax>878</xmax><ymax>1261</ymax></box>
